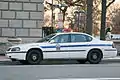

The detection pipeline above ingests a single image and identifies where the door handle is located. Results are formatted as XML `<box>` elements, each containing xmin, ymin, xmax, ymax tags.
<box><xmin>56</xmin><ymin>44</ymin><xmax>60</xmax><ymax>50</ymax></box>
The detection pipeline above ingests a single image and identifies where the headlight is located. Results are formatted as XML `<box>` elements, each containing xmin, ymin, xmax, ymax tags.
<box><xmin>11</xmin><ymin>47</ymin><xmax>20</xmax><ymax>51</ymax></box>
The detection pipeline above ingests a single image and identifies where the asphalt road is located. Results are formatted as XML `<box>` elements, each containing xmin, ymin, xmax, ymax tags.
<box><xmin>0</xmin><ymin>60</ymin><xmax>120</xmax><ymax>80</ymax></box>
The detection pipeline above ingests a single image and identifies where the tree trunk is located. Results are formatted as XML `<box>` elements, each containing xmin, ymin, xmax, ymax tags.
<box><xmin>100</xmin><ymin>0</ymin><xmax>106</xmax><ymax>40</ymax></box>
<box><xmin>62</xmin><ymin>11</ymin><xmax>66</xmax><ymax>24</ymax></box>
<box><xmin>100</xmin><ymin>0</ymin><xmax>115</xmax><ymax>40</ymax></box>
<box><xmin>61</xmin><ymin>7</ymin><xmax>67</xmax><ymax>28</ymax></box>
<box><xmin>86</xmin><ymin>0</ymin><xmax>93</xmax><ymax>35</ymax></box>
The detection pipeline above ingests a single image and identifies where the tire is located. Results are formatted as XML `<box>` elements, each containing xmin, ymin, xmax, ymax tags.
<box><xmin>87</xmin><ymin>50</ymin><xmax>102</xmax><ymax>64</ymax></box>
<box><xmin>77</xmin><ymin>59</ymin><xmax>87</xmax><ymax>64</ymax></box>
<box><xmin>19</xmin><ymin>60</ymin><xmax>28</xmax><ymax>65</ymax></box>
<box><xmin>26</xmin><ymin>50</ymin><xmax>42</xmax><ymax>65</ymax></box>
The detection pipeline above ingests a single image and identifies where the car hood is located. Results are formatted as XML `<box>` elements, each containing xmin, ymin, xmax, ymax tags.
<box><xmin>10</xmin><ymin>42</ymin><xmax>48</xmax><ymax>48</ymax></box>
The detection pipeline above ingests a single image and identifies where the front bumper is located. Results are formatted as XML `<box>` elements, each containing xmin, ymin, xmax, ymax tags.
<box><xmin>6</xmin><ymin>52</ymin><xmax>27</xmax><ymax>60</ymax></box>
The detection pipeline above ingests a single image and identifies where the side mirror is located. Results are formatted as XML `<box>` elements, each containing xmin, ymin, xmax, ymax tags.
<box><xmin>49</xmin><ymin>40</ymin><xmax>55</xmax><ymax>44</ymax></box>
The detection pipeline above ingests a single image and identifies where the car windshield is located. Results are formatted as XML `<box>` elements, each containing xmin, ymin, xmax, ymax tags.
<box><xmin>36</xmin><ymin>33</ymin><xmax>56</xmax><ymax>42</ymax></box>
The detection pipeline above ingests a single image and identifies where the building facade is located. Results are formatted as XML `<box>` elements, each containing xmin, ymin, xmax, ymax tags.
<box><xmin>0</xmin><ymin>0</ymin><xmax>44</xmax><ymax>43</ymax></box>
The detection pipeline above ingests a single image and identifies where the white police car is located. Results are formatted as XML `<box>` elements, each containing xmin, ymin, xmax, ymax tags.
<box><xmin>6</xmin><ymin>32</ymin><xmax>117</xmax><ymax>64</ymax></box>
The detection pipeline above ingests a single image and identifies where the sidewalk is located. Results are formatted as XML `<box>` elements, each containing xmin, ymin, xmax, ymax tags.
<box><xmin>0</xmin><ymin>56</ymin><xmax>11</xmax><ymax>61</ymax></box>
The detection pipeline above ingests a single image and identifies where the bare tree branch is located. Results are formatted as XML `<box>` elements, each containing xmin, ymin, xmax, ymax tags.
<box><xmin>72</xmin><ymin>0</ymin><xmax>81</xmax><ymax>4</ymax></box>
<box><xmin>59</xmin><ymin>6</ymin><xmax>67</xmax><ymax>12</ymax></box>
<box><xmin>64</xmin><ymin>0</ymin><xmax>80</xmax><ymax>5</ymax></box>
<box><xmin>106</xmin><ymin>0</ymin><xmax>115</xmax><ymax>8</ymax></box>
<box><xmin>73</xmin><ymin>4</ymin><xmax>84</xmax><ymax>7</ymax></box>
<box><xmin>46</xmin><ymin>1</ymin><xmax>52</xmax><ymax>9</ymax></box>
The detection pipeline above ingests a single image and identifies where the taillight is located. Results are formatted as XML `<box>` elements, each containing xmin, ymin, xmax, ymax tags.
<box><xmin>112</xmin><ymin>43</ymin><xmax>115</xmax><ymax>48</ymax></box>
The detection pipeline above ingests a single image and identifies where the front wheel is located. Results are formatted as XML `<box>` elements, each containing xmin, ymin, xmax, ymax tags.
<box><xmin>87</xmin><ymin>50</ymin><xmax>103</xmax><ymax>64</ymax></box>
<box><xmin>26</xmin><ymin>50</ymin><xmax>42</xmax><ymax>65</ymax></box>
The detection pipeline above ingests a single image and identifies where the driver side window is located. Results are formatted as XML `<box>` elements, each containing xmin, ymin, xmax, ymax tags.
<box><xmin>51</xmin><ymin>34</ymin><xmax>70</xmax><ymax>43</ymax></box>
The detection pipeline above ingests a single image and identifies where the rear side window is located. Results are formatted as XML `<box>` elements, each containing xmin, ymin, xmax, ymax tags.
<box><xmin>71</xmin><ymin>34</ymin><xmax>92</xmax><ymax>42</ymax></box>
<box><xmin>85</xmin><ymin>35</ymin><xmax>92</xmax><ymax>42</ymax></box>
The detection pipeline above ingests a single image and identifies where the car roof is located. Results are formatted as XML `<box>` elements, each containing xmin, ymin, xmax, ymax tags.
<box><xmin>55</xmin><ymin>32</ymin><xmax>90</xmax><ymax>36</ymax></box>
<box><xmin>54</xmin><ymin>32</ymin><xmax>95</xmax><ymax>39</ymax></box>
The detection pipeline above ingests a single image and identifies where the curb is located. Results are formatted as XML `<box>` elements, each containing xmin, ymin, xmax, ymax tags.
<box><xmin>41</xmin><ymin>78</ymin><xmax>120</xmax><ymax>80</ymax></box>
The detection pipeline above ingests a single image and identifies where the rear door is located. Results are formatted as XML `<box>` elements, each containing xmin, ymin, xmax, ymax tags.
<box><xmin>68</xmin><ymin>34</ymin><xmax>92</xmax><ymax>59</ymax></box>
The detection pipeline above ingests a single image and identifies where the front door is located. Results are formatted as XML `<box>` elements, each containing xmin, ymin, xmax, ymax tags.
<box><xmin>44</xmin><ymin>34</ymin><xmax>70</xmax><ymax>59</ymax></box>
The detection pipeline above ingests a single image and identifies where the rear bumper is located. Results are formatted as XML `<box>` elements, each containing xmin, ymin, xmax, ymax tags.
<box><xmin>103</xmin><ymin>48</ymin><xmax>117</xmax><ymax>58</ymax></box>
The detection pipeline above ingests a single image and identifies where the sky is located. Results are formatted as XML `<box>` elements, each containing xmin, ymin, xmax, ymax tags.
<box><xmin>115</xmin><ymin>0</ymin><xmax>120</xmax><ymax>3</ymax></box>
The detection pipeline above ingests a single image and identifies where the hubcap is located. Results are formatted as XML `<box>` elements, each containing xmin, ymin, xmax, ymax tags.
<box><xmin>32</xmin><ymin>56</ymin><xmax>37</xmax><ymax>61</ymax></box>
<box><xmin>31</xmin><ymin>54</ymin><xmax>38</xmax><ymax>61</ymax></box>
<box><xmin>92</xmin><ymin>53</ymin><xmax>98</xmax><ymax>60</ymax></box>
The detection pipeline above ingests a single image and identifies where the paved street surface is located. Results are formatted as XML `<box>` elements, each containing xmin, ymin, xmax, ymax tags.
<box><xmin>0</xmin><ymin>56</ymin><xmax>120</xmax><ymax>80</ymax></box>
<box><xmin>1</xmin><ymin>63</ymin><xmax>120</xmax><ymax>80</ymax></box>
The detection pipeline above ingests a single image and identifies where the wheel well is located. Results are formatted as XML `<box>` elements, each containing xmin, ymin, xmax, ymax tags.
<box><xmin>88</xmin><ymin>48</ymin><xmax>103</xmax><ymax>58</ymax></box>
<box><xmin>26</xmin><ymin>48</ymin><xmax>43</xmax><ymax>60</ymax></box>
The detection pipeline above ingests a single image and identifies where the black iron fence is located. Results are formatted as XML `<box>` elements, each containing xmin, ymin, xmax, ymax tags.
<box><xmin>0</xmin><ymin>42</ymin><xmax>12</xmax><ymax>55</ymax></box>
<box><xmin>42</xmin><ymin>27</ymin><xmax>54</xmax><ymax>37</ymax></box>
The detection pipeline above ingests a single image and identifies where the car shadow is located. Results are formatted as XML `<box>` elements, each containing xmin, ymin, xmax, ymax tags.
<box><xmin>0</xmin><ymin>59</ymin><xmax>120</xmax><ymax>65</ymax></box>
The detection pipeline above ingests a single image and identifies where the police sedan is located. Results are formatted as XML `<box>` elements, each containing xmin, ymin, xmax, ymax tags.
<box><xmin>6</xmin><ymin>32</ymin><xmax>117</xmax><ymax>64</ymax></box>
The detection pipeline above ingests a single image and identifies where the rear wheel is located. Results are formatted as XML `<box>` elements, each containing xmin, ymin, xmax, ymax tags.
<box><xmin>26</xmin><ymin>50</ymin><xmax>42</xmax><ymax>65</ymax></box>
<box><xmin>87</xmin><ymin>50</ymin><xmax>102</xmax><ymax>64</ymax></box>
